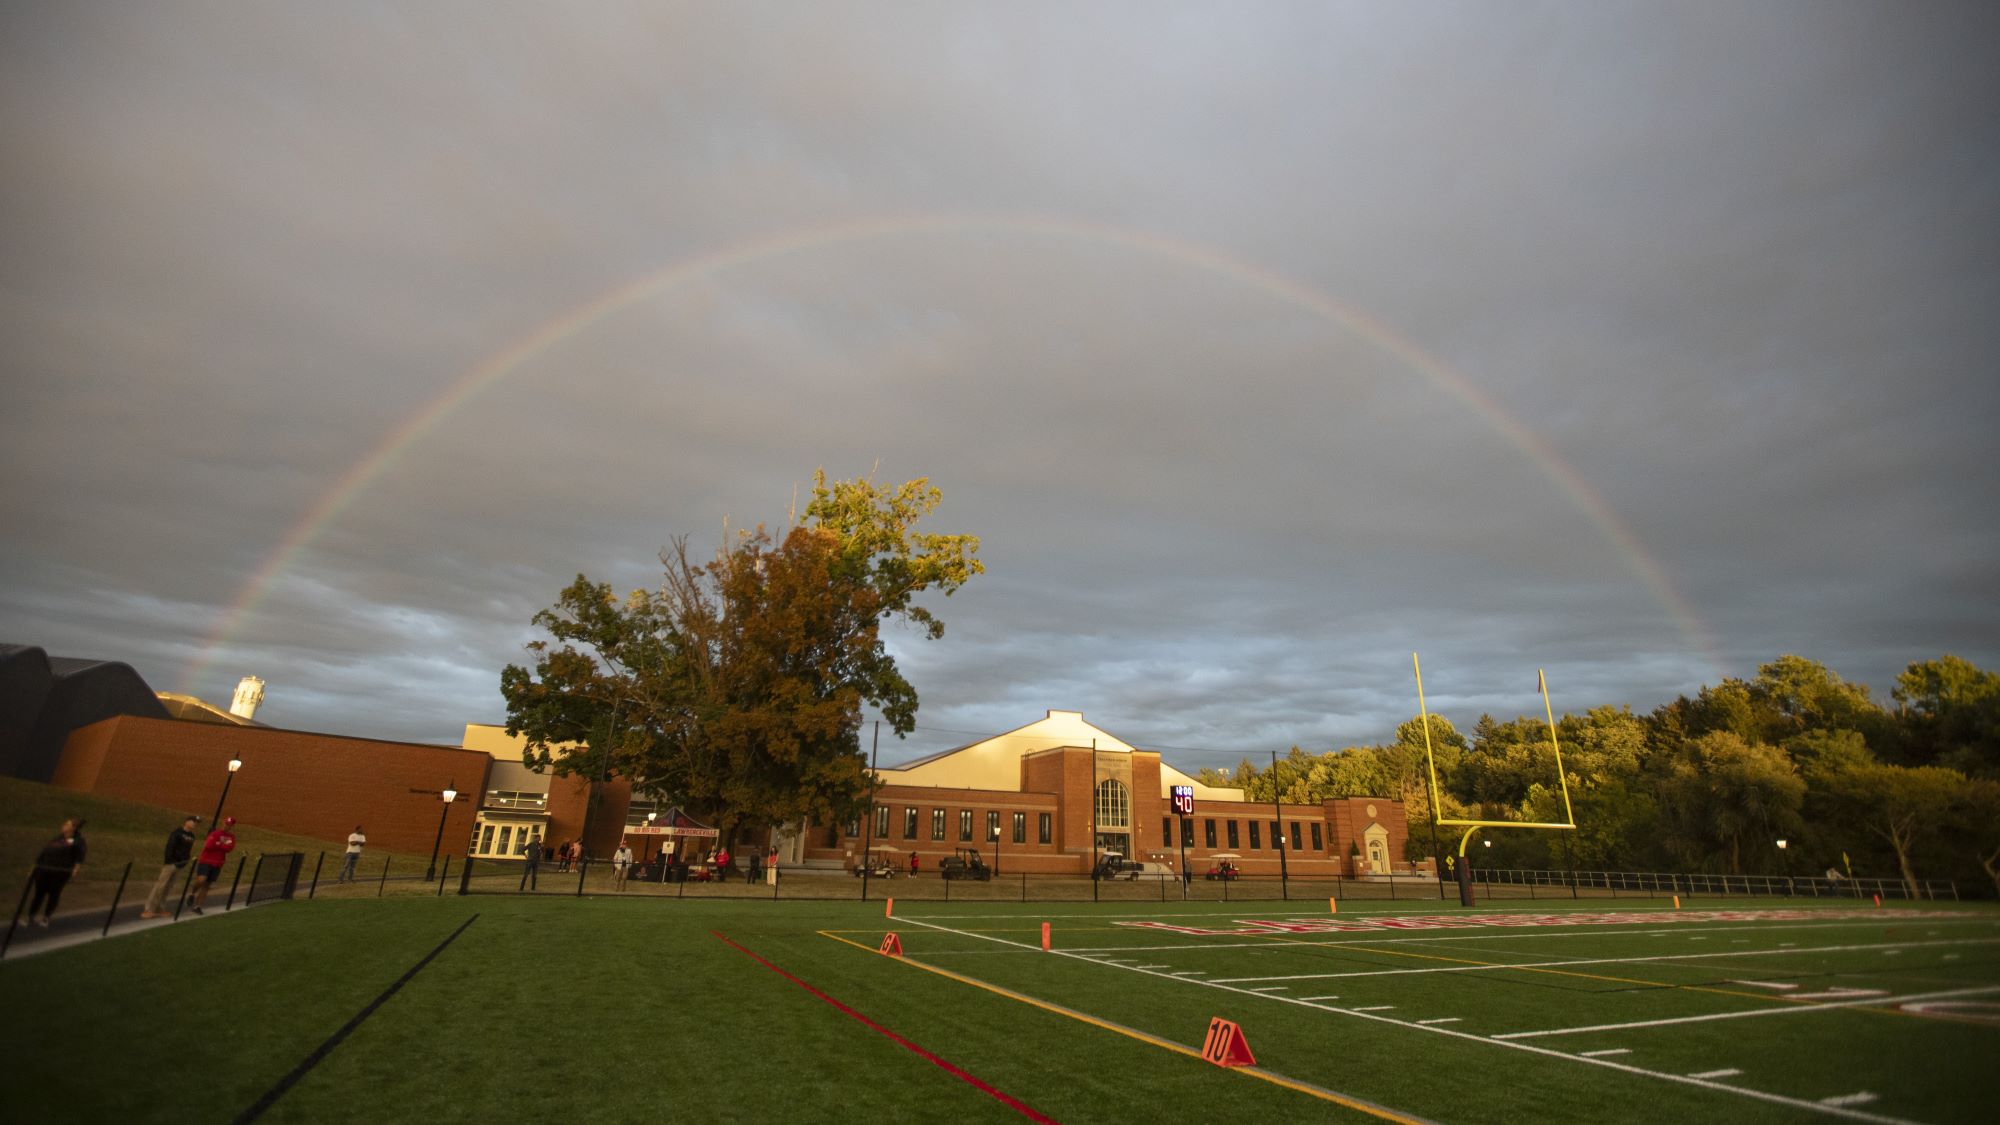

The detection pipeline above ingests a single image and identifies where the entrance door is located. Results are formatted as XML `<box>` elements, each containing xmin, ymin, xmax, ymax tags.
<box><xmin>1096</xmin><ymin>832</ymin><xmax>1130</xmax><ymax>857</ymax></box>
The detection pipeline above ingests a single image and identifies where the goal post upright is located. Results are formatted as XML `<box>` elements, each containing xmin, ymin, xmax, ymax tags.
<box><xmin>1411</xmin><ymin>653</ymin><xmax>1578</xmax><ymax>887</ymax></box>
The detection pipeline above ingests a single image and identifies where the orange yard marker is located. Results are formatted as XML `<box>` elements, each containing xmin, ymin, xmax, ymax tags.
<box><xmin>879</xmin><ymin>932</ymin><xmax>904</xmax><ymax>957</ymax></box>
<box><xmin>1329</xmin><ymin>896</ymin><xmax>1338</xmax><ymax>914</ymax></box>
<box><xmin>1873</xmin><ymin>895</ymin><xmax>1881</xmax><ymax>908</ymax></box>
<box><xmin>1672</xmin><ymin>895</ymin><xmax>1680</xmax><ymax>909</ymax></box>
<box><xmin>1041</xmin><ymin>922</ymin><xmax>1051</xmax><ymax>951</ymax></box>
<box><xmin>885</xmin><ymin>896</ymin><xmax>894</xmax><ymax>918</ymax></box>
<box><xmin>1201</xmin><ymin>1017</ymin><xmax>1256</xmax><ymax>1068</ymax></box>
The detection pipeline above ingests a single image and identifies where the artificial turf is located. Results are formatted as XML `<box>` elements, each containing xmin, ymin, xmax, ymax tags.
<box><xmin>2</xmin><ymin>894</ymin><xmax>1995</xmax><ymax>1123</ymax></box>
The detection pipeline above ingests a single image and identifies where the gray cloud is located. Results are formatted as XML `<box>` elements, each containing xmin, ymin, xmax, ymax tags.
<box><xmin>4</xmin><ymin>2</ymin><xmax>1996</xmax><ymax>772</ymax></box>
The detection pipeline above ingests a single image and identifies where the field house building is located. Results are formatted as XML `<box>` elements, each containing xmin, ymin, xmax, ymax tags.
<box><xmin>6</xmin><ymin>645</ymin><xmax>1410</xmax><ymax>875</ymax></box>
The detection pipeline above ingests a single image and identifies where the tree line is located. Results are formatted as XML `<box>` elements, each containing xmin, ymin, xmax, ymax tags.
<box><xmin>1199</xmin><ymin>654</ymin><xmax>2000</xmax><ymax>896</ymax></box>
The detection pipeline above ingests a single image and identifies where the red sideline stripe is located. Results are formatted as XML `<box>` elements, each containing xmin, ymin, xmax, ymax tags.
<box><xmin>712</xmin><ymin>930</ymin><xmax>1059</xmax><ymax>1124</ymax></box>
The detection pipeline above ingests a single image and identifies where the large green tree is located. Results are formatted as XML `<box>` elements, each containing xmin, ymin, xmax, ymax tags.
<box><xmin>500</xmin><ymin>473</ymin><xmax>982</xmax><ymax>844</ymax></box>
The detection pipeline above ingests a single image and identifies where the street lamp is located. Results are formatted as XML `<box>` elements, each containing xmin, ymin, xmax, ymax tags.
<box><xmin>990</xmin><ymin>826</ymin><xmax>1000</xmax><ymax>877</ymax></box>
<box><xmin>425</xmin><ymin>781</ymin><xmax>458</xmax><ymax>881</ymax></box>
<box><xmin>175</xmin><ymin>755</ymin><xmax>242</xmax><ymax>920</ymax></box>
<box><xmin>646</xmin><ymin>810</ymin><xmax>658</xmax><ymax>864</ymax></box>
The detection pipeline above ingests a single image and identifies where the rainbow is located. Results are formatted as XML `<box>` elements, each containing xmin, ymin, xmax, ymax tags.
<box><xmin>182</xmin><ymin>213</ymin><xmax>1719</xmax><ymax>694</ymax></box>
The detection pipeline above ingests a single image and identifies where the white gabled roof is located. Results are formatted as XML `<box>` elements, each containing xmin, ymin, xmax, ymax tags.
<box><xmin>880</xmin><ymin>710</ymin><xmax>1246</xmax><ymax>802</ymax></box>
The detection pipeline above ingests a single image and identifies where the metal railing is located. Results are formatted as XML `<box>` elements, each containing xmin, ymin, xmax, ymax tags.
<box><xmin>1470</xmin><ymin>866</ymin><xmax>1958</xmax><ymax>902</ymax></box>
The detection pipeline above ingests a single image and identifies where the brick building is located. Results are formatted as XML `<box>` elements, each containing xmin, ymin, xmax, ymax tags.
<box><xmin>54</xmin><ymin>714</ymin><xmax>490</xmax><ymax>857</ymax></box>
<box><xmin>801</xmin><ymin>710</ymin><xmax>1410</xmax><ymax>879</ymax></box>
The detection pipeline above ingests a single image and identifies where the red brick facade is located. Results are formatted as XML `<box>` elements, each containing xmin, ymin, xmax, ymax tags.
<box><xmin>803</xmin><ymin>744</ymin><xmax>1411</xmax><ymax>878</ymax></box>
<box><xmin>53</xmin><ymin>715</ymin><xmax>490</xmax><ymax>857</ymax></box>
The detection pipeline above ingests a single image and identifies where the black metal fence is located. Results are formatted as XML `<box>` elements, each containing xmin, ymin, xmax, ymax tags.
<box><xmin>449</xmin><ymin>857</ymin><xmax>1960</xmax><ymax>904</ymax></box>
<box><xmin>1470</xmin><ymin>866</ymin><xmax>1958</xmax><ymax>902</ymax></box>
<box><xmin>244</xmin><ymin>852</ymin><xmax>305</xmax><ymax>906</ymax></box>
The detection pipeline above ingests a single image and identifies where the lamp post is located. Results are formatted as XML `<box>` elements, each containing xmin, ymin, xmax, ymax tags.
<box><xmin>990</xmin><ymin>826</ymin><xmax>1001</xmax><ymax>878</ymax></box>
<box><xmin>175</xmin><ymin>755</ymin><xmax>242</xmax><ymax>920</ymax></box>
<box><xmin>1776</xmin><ymin>837</ymin><xmax>1790</xmax><ymax>895</ymax></box>
<box><xmin>425</xmin><ymin>782</ymin><xmax>458</xmax><ymax>881</ymax></box>
<box><xmin>646</xmin><ymin>810</ymin><xmax>658</xmax><ymax>864</ymax></box>
<box><xmin>211</xmin><ymin>755</ymin><xmax>244</xmax><ymax>826</ymax></box>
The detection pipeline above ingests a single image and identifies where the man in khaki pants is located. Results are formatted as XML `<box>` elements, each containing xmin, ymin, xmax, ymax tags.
<box><xmin>141</xmin><ymin>815</ymin><xmax>199</xmax><ymax>918</ymax></box>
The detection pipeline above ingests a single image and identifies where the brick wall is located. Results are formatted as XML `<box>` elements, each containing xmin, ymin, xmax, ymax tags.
<box><xmin>54</xmin><ymin>716</ymin><xmax>491</xmax><ymax>857</ymax></box>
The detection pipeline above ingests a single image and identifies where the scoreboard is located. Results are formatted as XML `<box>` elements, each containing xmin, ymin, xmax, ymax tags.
<box><xmin>1170</xmin><ymin>784</ymin><xmax>1195</xmax><ymax>816</ymax></box>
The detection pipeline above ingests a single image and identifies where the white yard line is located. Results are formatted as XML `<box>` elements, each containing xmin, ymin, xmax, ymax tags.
<box><xmin>1689</xmin><ymin>1068</ymin><xmax>1741</xmax><ymax>1079</ymax></box>
<box><xmin>885</xmin><ymin>913</ymin><xmax>1945</xmax><ymax>1125</ymax></box>
<box><xmin>1821</xmin><ymin>1094</ymin><xmax>1879</xmax><ymax>1107</ymax></box>
<box><xmin>1203</xmin><ymin>937</ymin><xmax>1998</xmax><ymax>984</ymax></box>
<box><xmin>1580</xmin><ymin>1048</ymin><xmax>1630</xmax><ymax>1058</ymax></box>
<box><xmin>1491</xmin><ymin>984</ymin><xmax>2000</xmax><ymax>1040</ymax></box>
<box><xmin>1416</xmin><ymin>1017</ymin><xmax>1461</xmax><ymax>1025</ymax></box>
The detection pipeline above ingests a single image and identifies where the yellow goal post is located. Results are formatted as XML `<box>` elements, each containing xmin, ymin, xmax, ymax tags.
<box><xmin>1412</xmin><ymin>652</ymin><xmax>1577</xmax><ymax>857</ymax></box>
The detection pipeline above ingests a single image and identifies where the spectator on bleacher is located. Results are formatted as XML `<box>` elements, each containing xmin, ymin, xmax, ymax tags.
<box><xmin>27</xmin><ymin>817</ymin><xmax>87</xmax><ymax>926</ymax></box>
<box><xmin>186</xmin><ymin>816</ymin><xmax>236</xmax><ymax>915</ymax></box>
<box><xmin>338</xmin><ymin>826</ymin><xmax>366</xmax><ymax>883</ymax></box>
<box><xmin>142</xmin><ymin>815</ymin><xmax>198</xmax><ymax>918</ymax></box>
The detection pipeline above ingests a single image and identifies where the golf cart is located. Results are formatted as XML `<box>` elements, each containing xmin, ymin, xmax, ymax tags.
<box><xmin>1093</xmin><ymin>852</ymin><xmax>1144</xmax><ymax>880</ymax></box>
<box><xmin>852</xmin><ymin>844</ymin><xmax>900</xmax><ymax>878</ymax></box>
<box><xmin>1204</xmin><ymin>853</ymin><xmax>1242</xmax><ymax>881</ymax></box>
<box><xmin>938</xmin><ymin>847</ymin><xmax>991</xmax><ymax>881</ymax></box>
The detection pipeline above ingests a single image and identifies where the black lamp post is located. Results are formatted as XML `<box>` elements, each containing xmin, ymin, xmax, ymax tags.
<box><xmin>175</xmin><ymin>755</ymin><xmax>242</xmax><ymax>920</ymax></box>
<box><xmin>425</xmin><ymin>782</ymin><xmax>458</xmax><ymax>881</ymax></box>
<box><xmin>211</xmin><ymin>754</ymin><xmax>243</xmax><ymax>826</ymax></box>
<box><xmin>990</xmin><ymin>826</ymin><xmax>1001</xmax><ymax>877</ymax></box>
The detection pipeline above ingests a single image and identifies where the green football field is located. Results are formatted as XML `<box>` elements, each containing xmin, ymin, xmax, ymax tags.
<box><xmin>3</xmin><ymin>894</ymin><xmax>1995</xmax><ymax>1123</ymax></box>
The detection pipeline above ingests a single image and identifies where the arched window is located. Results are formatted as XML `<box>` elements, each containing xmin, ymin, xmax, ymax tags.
<box><xmin>1094</xmin><ymin>779</ymin><xmax>1130</xmax><ymax>829</ymax></box>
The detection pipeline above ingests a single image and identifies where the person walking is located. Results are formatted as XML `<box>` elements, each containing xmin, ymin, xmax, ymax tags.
<box><xmin>338</xmin><ymin>825</ymin><xmax>366</xmax><ymax>883</ymax></box>
<box><xmin>142</xmin><ymin>815</ymin><xmax>199</xmax><ymax>918</ymax></box>
<box><xmin>26</xmin><ymin>818</ymin><xmax>87</xmax><ymax>926</ymax></box>
<box><xmin>612</xmin><ymin>839</ymin><xmax>634</xmax><ymax>891</ymax></box>
<box><xmin>185</xmin><ymin>816</ymin><xmax>237</xmax><ymax>915</ymax></box>
<box><xmin>520</xmin><ymin>834</ymin><xmax>541</xmax><ymax>891</ymax></box>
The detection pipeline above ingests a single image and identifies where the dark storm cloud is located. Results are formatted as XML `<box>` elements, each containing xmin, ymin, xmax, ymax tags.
<box><xmin>4</xmin><ymin>2</ymin><xmax>1996</xmax><ymax>762</ymax></box>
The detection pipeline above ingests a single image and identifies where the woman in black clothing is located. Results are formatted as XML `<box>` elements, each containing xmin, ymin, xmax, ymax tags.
<box><xmin>28</xmin><ymin>818</ymin><xmax>87</xmax><ymax>926</ymax></box>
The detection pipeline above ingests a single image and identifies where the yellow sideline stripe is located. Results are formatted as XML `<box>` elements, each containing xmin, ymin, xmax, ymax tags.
<box><xmin>819</xmin><ymin>931</ymin><xmax>1431</xmax><ymax>1124</ymax></box>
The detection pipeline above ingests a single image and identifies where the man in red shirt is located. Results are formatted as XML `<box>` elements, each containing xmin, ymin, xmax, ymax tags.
<box><xmin>186</xmin><ymin>815</ymin><xmax>238</xmax><ymax>915</ymax></box>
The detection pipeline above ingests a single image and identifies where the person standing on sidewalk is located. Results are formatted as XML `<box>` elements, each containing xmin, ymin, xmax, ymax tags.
<box><xmin>26</xmin><ymin>818</ymin><xmax>87</xmax><ymax>926</ymax></box>
<box><xmin>141</xmin><ymin>815</ymin><xmax>198</xmax><ymax>918</ymax></box>
<box><xmin>519</xmin><ymin>834</ymin><xmax>541</xmax><ymax>891</ymax></box>
<box><xmin>338</xmin><ymin>826</ymin><xmax>366</xmax><ymax>883</ymax></box>
<box><xmin>612</xmin><ymin>840</ymin><xmax>634</xmax><ymax>891</ymax></box>
<box><xmin>186</xmin><ymin>816</ymin><xmax>237</xmax><ymax>915</ymax></box>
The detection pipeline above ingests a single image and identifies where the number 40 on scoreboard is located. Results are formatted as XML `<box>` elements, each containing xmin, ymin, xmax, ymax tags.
<box><xmin>1170</xmin><ymin>784</ymin><xmax>1195</xmax><ymax>816</ymax></box>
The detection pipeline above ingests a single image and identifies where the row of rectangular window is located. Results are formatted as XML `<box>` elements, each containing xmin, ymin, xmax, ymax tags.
<box><xmin>840</xmin><ymin>810</ymin><xmax>1331</xmax><ymax>854</ymax></box>
<box><xmin>1162</xmin><ymin>818</ymin><xmax>1323</xmax><ymax>852</ymax></box>
<box><xmin>835</xmin><ymin>808</ymin><xmax>1052</xmax><ymax>847</ymax></box>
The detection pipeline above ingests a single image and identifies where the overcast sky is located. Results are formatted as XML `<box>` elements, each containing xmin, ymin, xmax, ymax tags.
<box><xmin>4</xmin><ymin>2</ymin><xmax>1996</xmax><ymax>772</ymax></box>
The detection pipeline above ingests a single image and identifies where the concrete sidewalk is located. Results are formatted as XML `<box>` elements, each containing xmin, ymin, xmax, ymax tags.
<box><xmin>1</xmin><ymin>892</ymin><xmax>273</xmax><ymax>962</ymax></box>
